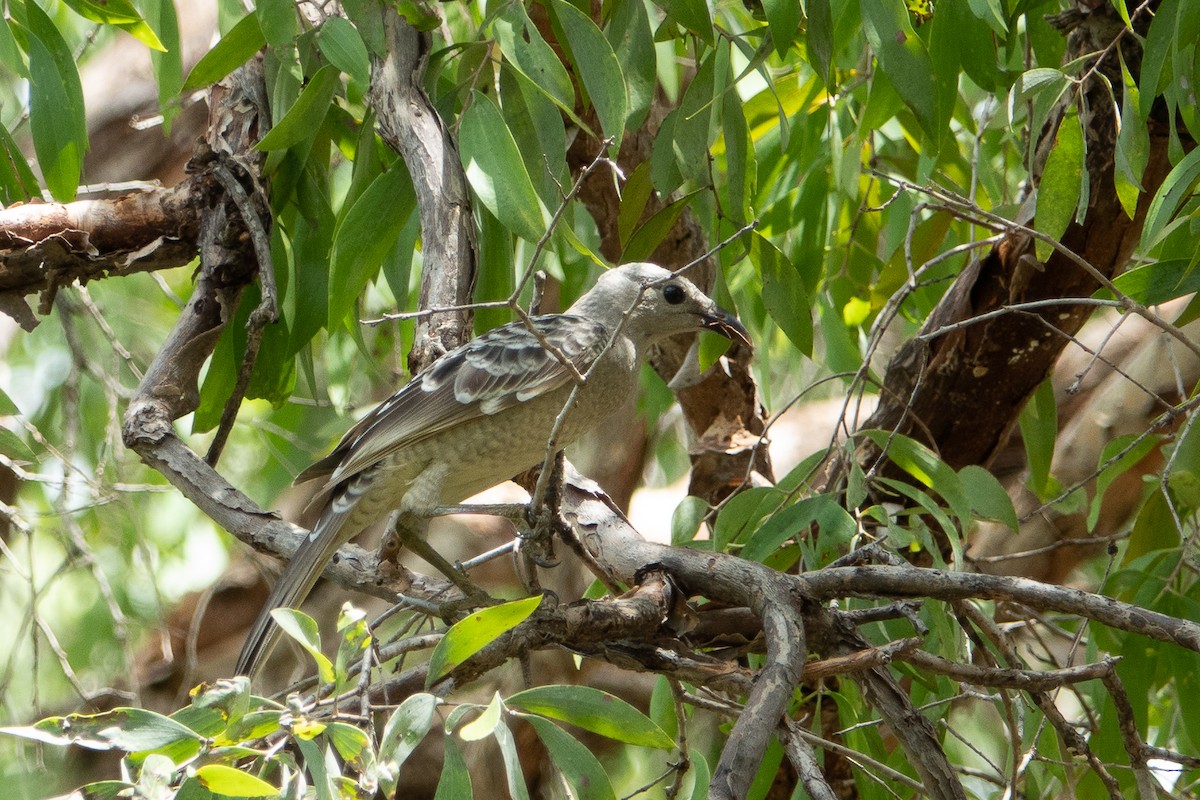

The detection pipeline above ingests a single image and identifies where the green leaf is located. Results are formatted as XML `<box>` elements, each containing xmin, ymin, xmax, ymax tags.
<box><xmin>17</xmin><ymin>7</ymin><xmax>88</xmax><ymax>202</ymax></box>
<box><xmin>328</xmin><ymin>162</ymin><xmax>415</xmax><ymax>326</ymax></box>
<box><xmin>427</xmin><ymin>595</ymin><xmax>542</xmax><ymax>682</ymax></box>
<box><xmin>318</xmin><ymin>17</ymin><xmax>370</xmax><ymax>86</ymax></box>
<box><xmin>378</xmin><ymin>694</ymin><xmax>438</xmax><ymax>797</ymax></box>
<box><xmin>1034</xmin><ymin>111</ymin><xmax>1085</xmax><ymax>261</ymax></box>
<box><xmin>1088</xmin><ymin>434</ymin><xmax>1162</xmax><ymax>532</ymax></box>
<box><xmin>459</xmin><ymin>91</ymin><xmax>547</xmax><ymax>243</ymax></box>
<box><xmin>194</xmin><ymin>765</ymin><xmax>277</xmax><ymax>797</ymax></box>
<box><xmin>271</xmin><ymin>608</ymin><xmax>335</xmax><ymax>683</ymax></box>
<box><xmin>713</xmin><ymin>486</ymin><xmax>785</xmax><ymax>550</ymax></box>
<box><xmin>761</xmin><ymin>0</ymin><xmax>799</xmax><ymax>57</ymax></box>
<box><xmin>491</xmin><ymin>3</ymin><xmax>574</xmax><ymax>112</ymax></box>
<box><xmin>294</xmin><ymin>736</ymin><xmax>336</xmax><ymax>800</ymax></box>
<box><xmin>142</xmin><ymin>0</ymin><xmax>183</xmax><ymax>130</ymax></box>
<box><xmin>521</xmin><ymin>715</ymin><xmax>617</xmax><ymax>800</ymax></box>
<box><xmin>753</xmin><ymin>233</ymin><xmax>812</xmax><ymax>355</ymax></box>
<box><xmin>507</xmin><ymin>685</ymin><xmax>674</xmax><ymax>749</ymax></box>
<box><xmin>459</xmin><ymin>692</ymin><xmax>503</xmax><ymax>741</ymax></box>
<box><xmin>1</xmin><ymin>708</ymin><xmax>201</xmax><ymax>754</ymax></box>
<box><xmin>649</xmin><ymin>675</ymin><xmax>678</xmax><ymax>740</ymax></box>
<box><xmin>671</xmin><ymin>495</ymin><xmax>708</xmax><ymax>545</ymax></box>
<box><xmin>1105</xmin><ymin>259</ymin><xmax>1200</xmax><ymax>306</ymax></box>
<box><xmin>60</xmin><ymin>0</ymin><xmax>165</xmax><ymax>50</ymax></box>
<box><xmin>959</xmin><ymin>465</ymin><xmax>1018</xmax><ymax>532</ymax></box>
<box><xmin>256</xmin><ymin>0</ymin><xmax>296</xmax><ymax>47</ymax></box>
<box><xmin>1114</xmin><ymin>51</ymin><xmax>1148</xmax><ymax>219</ymax></box>
<box><xmin>183</xmin><ymin>13</ymin><xmax>265</xmax><ymax>92</ymax></box>
<box><xmin>860</xmin><ymin>0</ymin><xmax>940</xmax><ymax>141</ymax></box>
<box><xmin>256</xmin><ymin>65</ymin><xmax>340</xmax><ymax>151</ymax></box>
<box><xmin>548</xmin><ymin>0</ymin><xmax>626</xmax><ymax>146</ymax></box>
<box><xmin>806</xmin><ymin>0</ymin><xmax>833</xmax><ymax>88</ymax></box>
<box><xmin>673</xmin><ymin>50</ymin><xmax>717</xmax><ymax>185</ymax></box>
<box><xmin>0</xmin><ymin>428</ymin><xmax>35</xmax><ymax>462</ymax></box>
<box><xmin>605</xmin><ymin>0</ymin><xmax>655</xmax><ymax>130</ymax></box>
<box><xmin>861</xmin><ymin>430</ymin><xmax>971</xmax><ymax>530</ymax></box>
<box><xmin>663</xmin><ymin>0</ymin><xmax>713</xmax><ymax>45</ymax></box>
<box><xmin>1137</xmin><ymin>0</ymin><xmax>1175</xmax><ymax>116</ymax></box>
<box><xmin>0</xmin><ymin>387</ymin><xmax>19</xmax><ymax>416</ymax></box>
<box><xmin>1019</xmin><ymin>378</ymin><xmax>1058</xmax><ymax>501</ymax></box>
<box><xmin>1140</xmin><ymin>145</ymin><xmax>1200</xmax><ymax>255</ymax></box>
<box><xmin>622</xmin><ymin>191</ymin><xmax>697</xmax><ymax>262</ymax></box>
<box><xmin>492</xmin><ymin>708</ymin><xmax>532</xmax><ymax>800</ymax></box>
<box><xmin>1126</xmin><ymin>487</ymin><xmax>1182</xmax><ymax>563</ymax></box>
<box><xmin>740</xmin><ymin>495</ymin><xmax>854</xmax><ymax>566</ymax></box>
<box><xmin>722</xmin><ymin>71</ymin><xmax>756</xmax><ymax>225</ymax></box>
<box><xmin>0</xmin><ymin>124</ymin><xmax>40</xmax><ymax>204</ymax></box>
<box><xmin>0</xmin><ymin>18</ymin><xmax>28</xmax><ymax>78</ymax></box>
<box><xmin>433</xmin><ymin>737</ymin><xmax>472</xmax><ymax>800</ymax></box>
<box><xmin>687</xmin><ymin>752</ymin><xmax>712</xmax><ymax>800</ymax></box>
<box><xmin>498</xmin><ymin>65</ymin><xmax>567</xmax><ymax>208</ymax></box>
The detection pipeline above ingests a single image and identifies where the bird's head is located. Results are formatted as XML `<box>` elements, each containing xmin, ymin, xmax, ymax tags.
<box><xmin>570</xmin><ymin>262</ymin><xmax>752</xmax><ymax>350</ymax></box>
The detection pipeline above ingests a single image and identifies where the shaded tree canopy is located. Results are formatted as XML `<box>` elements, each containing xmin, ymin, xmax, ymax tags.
<box><xmin>1</xmin><ymin>0</ymin><xmax>1199</xmax><ymax>798</ymax></box>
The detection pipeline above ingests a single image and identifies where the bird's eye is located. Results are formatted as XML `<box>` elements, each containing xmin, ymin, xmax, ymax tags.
<box><xmin>662</xmin><ymin>283</ymin><xmax>685</xmax><ymax>305</ymax></box>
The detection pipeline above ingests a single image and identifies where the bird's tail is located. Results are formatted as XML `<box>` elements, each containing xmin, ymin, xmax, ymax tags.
<box><xmin>235</xmin><ymin>498</ymin><xmax>356</xmax><ymax>680</ymax></box>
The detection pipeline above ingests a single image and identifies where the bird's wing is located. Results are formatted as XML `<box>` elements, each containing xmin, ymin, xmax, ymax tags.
<box><xmin>296</xmin><ymin>315</ymin><xmax>612</xmax><ymax>489</ymax></box>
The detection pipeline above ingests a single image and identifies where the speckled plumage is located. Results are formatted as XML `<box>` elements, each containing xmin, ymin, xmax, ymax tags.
<box><xmin>236</xmin><ymin>262</ymin><xmax>750</xmax><ymax>678</ymax></box>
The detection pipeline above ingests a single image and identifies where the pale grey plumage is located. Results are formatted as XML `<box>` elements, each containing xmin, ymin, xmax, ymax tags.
<box><xmin>235</xmin><ymin>262</ymin><xmax>750</xmax><ymax>678</ymax></box>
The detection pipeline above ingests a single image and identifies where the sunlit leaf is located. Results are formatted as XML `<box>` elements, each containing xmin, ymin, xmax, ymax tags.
<box><xmin>459</xmin><ymin>91</ymin><xmax>548</xmax><ymax>243</ymax></box>
<box><xmin>194</xmin><ymin>765</ymin><xmax>277</xmax><ymax>797</ymax></box>
<box><xmin>427</xmin><ymin>595</ymin><xmax>542</xmax><ymax>683</ymax></box>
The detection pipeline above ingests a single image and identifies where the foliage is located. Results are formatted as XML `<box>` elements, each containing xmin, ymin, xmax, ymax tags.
<box><xmin>0</xmin><ymin>0</ymin><xmax>1198</xmax><ymax>797</ymax></box>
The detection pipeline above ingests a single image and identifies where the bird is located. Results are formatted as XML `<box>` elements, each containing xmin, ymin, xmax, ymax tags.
<box><xmin>235</xmin><ymin>262</ymin><xmax>751</xmax><ymax>679</ymax></box>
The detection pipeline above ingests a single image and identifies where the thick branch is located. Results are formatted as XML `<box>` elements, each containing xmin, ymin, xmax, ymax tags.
<box><xmin>0</xmin><ymin>183</ymin><xmax>202</xmax><ymax>329</ymax></box>
<box><xmin>850</xmin><ymin>3</ymin><xmax>1174</xmax><ymax>476</ymax></box>
<box><xmin>369</xmin><ymin>12</ymin><xmax>477</xmax><ymax>369</ymax></box>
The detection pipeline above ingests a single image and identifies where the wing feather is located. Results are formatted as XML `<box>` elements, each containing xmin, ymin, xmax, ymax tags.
<box><xmin>297</xmin><ymin>315</ymin><xmax>611</xmax><ymax>491</ymax></box>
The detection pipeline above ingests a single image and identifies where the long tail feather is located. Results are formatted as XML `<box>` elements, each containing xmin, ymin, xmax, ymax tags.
<box><xmin>235</xmin><ymin>496</ymin><xmax>357</xmax><ymax>679</ymax></box>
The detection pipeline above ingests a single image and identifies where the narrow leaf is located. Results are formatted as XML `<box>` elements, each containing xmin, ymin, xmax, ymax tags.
<box><xmin>318</xmin><ymin>17</ymin><xmax>370</xmax><ymax>86</ymax></box>
<box><xmin>427</xmin><ymin>595</ymin><xmax>542</xmax><ymax>682</ymax></box>
<box><xmin>459</xmin><ymin>91</ymin><xmax>547</xmax><ymax>243</ymax></box>
<box><xmin>507</xmin><ymin>685</ymin><xmax>675</xmax><ymax>749</ymax></box>
<box><xmin>183</xmin><ymin>13</ymin><xmax>266</xmax><ymax>92</ymax></box>
<box><xmin>491</xmin><ymin>3</ymin><xmax>574</xmax><ymax>111</ymax></box>
<box><xmin>548</xmin><ymin>0</ymin><xmax>626</xmax><ymax>145</ymax></box>
<box><xmin>860</xmin><ymin>0</ymin><xmax>940</xmax><ymax>141</ymax></box>
<box><xmin>433</xmin><ymin>737</ymin><xmax>472</xmax><ymax>799</ymax></box>
<box><xmin>194</xmin><ymin>765</ymin><xmax>277</xmax><ymax>797</ymax></box>
<box><xmin>378</xmin><ymin>693</ymin><xmax>438</xmax><ymax>796</ymax></box>
<box><xmin>959</xmin><ymin>465</ymin><xmax>1018</xmax><ymax>532</ymax></box>
<box><xmin>19</xmin><ymin>7</ymin><xmax>88</xmax><ymax>201</ymax></box>
<box><xmin>1019</xmin><ymin>378</ymin><xmax>1058</xmax><ymax>500</ymax></box>
<box><xmin>522</xmin><ymin>715</ymin><xmax>617</xmax><ymax>800</ymax></box>
<box><xmin>271</xmin><ymin>608</ymin><xmax>335</xmax><ymax>683</ymax></box>
<box><xmin>753</xmin><ymin>233</ymin><xmax>812</xmax><ymax>355</ymax></box>
<box><xmin>1141</xmin><ymin>146</ymin><xmax>1200</xmax><ymax>254</ymax></box>
<box><xmin>761</xmin><ymin>0</ymin><xmax>799</xmax><ymax>57</ymax></box>
<box><xmin>1034</xmin><ymin>111</ymin><xmax>1084</xmax><ymax>261</ymax></box>
<box><xmin>256</xmin><ymin>65</ymin><xmax>340</xmax><ymax>151</ymax></box>
<box><xmin>328</xmin><ymin>162</ymin><xmax>415</xmax><ymax>326</ymax></box>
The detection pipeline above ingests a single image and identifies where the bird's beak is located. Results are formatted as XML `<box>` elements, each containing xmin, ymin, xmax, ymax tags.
<box><xmin>701</xmin><ymin>306</ymin><xmax>753</xmax><ymax>351</ymax></box>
